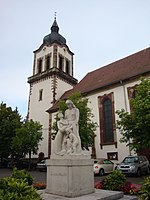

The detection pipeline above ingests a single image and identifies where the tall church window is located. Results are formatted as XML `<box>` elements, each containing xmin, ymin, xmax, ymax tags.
<box><xmin>59</xmin><ymin>55</ymin><xmax>64</xmax><ymax>71</ymax></box>
<box><xmin>37</xmin><ymin>58</ymin><xmax>43</xmax><ymax>74</ymax></box>
<box><xmin>66</xmin><ymin>59</ymin><xmax>70</xmax><ymax>75</ymax></box>
<box><xmin>98</xmin><ymin>92</ymin><xmax>116</xmax><ymax>148</ymax></box>
<box><xmin>103</xmin><ymin>98</ymin><xmax>114</xmax><ymax>143</ymax></box>
<box><xmin>45</xmin><ymin>55</ymin><xmax>50</xmax><ymax>70</ymax></box>
<box><xmin>39</xmin><ymin>89</ymin><xmax>43</xmax><ymax>101</ymax></box>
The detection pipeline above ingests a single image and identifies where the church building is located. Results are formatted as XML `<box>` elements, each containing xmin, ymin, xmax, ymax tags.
<box><xmin>27</xmin><ymin>17</ymin><xmax>150</xmax><ymax>163</ymax></box>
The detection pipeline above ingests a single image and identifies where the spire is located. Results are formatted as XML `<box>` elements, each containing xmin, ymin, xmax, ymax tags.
<box><xmin>43</xmin><ymin>13</ymin><xmax>66</xmax><ymax>45</ymax></box>
<box><xmin>51</xmin><ymin>12</ymin><xmax>59</xmax><ymax>33</ymax></box>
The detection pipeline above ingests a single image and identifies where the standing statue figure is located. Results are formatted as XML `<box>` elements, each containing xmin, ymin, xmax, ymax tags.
<box><xmin>53</xmin><ymin>100</ymin><xmax>82</xmax><ymax>156</ymax></box>
<box><xmin>65</xmin><ymin>100</ymin><xmax>82</xmax><ymax>153</ymax></box>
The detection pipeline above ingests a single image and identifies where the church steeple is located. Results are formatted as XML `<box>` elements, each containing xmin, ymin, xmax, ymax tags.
<box><xmin>27</xmin><ymin>16</ymin><xmax>78</xmax><ymax>158</ymax></box>
<box><xmin>43</xmin><ymin>15</ymin><xmax>66</xmax><ymax>45</ymax></box>
<box><xmin>51</xmin><ymin>14</ymin><xmax>59</xmax><ymax>33</ymax></box>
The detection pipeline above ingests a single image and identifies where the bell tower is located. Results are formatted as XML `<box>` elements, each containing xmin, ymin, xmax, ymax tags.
<box><xmin>27</xmin><ymin>17</ymin><xmax>77</xmax><ymax>157</ymax></box>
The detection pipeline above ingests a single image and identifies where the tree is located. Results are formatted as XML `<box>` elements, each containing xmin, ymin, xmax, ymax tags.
<box><xmin>52</xmin><ymin>92</ymin><xmax>98</xmax><ymax>153</ymax></box>
<box><xmin>11</xmin><ymin>120</ymin><xmax>43</xmax><ymax>169</ymax></box>
<box><xmin>0</xmin><ymin>102</ymin><xmax>21</xmax><ymax>159</ymax></box>
<box><xmin>116</xmin><ymin>78</ymin><xmax>150</xmax><ymax>152</ymax></box>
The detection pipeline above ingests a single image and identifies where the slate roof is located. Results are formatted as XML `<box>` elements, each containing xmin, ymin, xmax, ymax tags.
<box><xmin>43</xmin><ymin>18</ymin><xmax>66</xmax><ymax>45</ymax></box>
<box><xmin>47</xmin><ymin>47</ymin><xmax>150</xmax><ymax>113</ymax></box>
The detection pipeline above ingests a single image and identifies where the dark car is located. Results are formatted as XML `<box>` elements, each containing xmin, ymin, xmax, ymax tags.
<box><xmin>116</xmin><ymin>155</ymin><xmax>150</xmax><ymax>176</ymax></box>
<box><xmin>15</xmin><ymin>158</ymin><xmax>37</xmax><ymax>170</ymax></box>
<box><xmin>7</xmin><ymin>158</ymin><xmax>37</xmax><ymax>170</ymax></box>
<box><xmin>7</xmin><ymin>159</ymin><xmax>17</xmax><ymax>168</ymax></box>
<box><xmin>0</xmin><ymin>158</ymin><xmax>9</xmax><ymax>168</ymax></box>
<box><xmin>37</xmin><ymin>160</ymin><xmax>47</xmax><ymax>172</ymax></box>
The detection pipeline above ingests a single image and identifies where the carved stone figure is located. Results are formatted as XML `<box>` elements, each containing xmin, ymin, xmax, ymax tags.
<box><xmin>53</xmin><ymin>100</ymin><xmax>82</xmax><ymax>156</ymax></box>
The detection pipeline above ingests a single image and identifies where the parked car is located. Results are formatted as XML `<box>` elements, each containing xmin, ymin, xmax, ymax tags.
<box><xmin>94</xmin><ymin>158</ymin><xmax>114</xmax><ymax>176</ymax></box>
<box><xmin>37</xmin><ymin>160</ymin><xmax>47</xmax><ymax>172</ymax></box>
<box><xmin>7</xmin><ymin>158</ymin><xmax>37</xmax><ymax>170</ymax></box>
<box><xmin>15</xmin><ymin>158</ymin><xmax>37</xmax><ymax>170</ymax></box>
<box><xmin>0</xmin><ymin>158</ymin><xmax>9</xmax><ymax>168</ymax></box>
<box><xmin>7</xmin><ymin>159</ymin><xmax>17</xmax><ymax>168</ymax></box>
<box><xmin>116</xmin><ymin>155</ymin><xmax>150</xmax><ymax>176</ymax></box>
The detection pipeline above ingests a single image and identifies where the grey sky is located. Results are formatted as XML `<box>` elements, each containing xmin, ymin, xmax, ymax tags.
<box><xmin>0</xmin><ymin>0</ymin><xmax>150</xmax><ymax>118</ymax></box>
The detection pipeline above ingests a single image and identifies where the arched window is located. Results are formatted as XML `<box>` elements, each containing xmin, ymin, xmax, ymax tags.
<box><xmin>98</xmin><ymin>92</ymin><xmax>116</xmax><ymax>149</ymax></box>
<box><xmin>46</xmin><ymin>55</ymin><xmax>50</xmax><ymax>70</ymax></box>
<box><xmin>103</xmin><ymin>98</ymin><xmax>114</xmax><ymax>143</ymax></box>
<box><xmin>59</xmin><ymin>55</ymin><xmax>64</xmax><ymax>71</ymax></box>
<box><xmin>66</xmin><ymin>59</ymin><xmax>70</xmax><ymax>75</ymax></box>
<box><xmin>38</xmin><ymin>58</ymin><xmax>42</xmax><ymax>74</ymax></box>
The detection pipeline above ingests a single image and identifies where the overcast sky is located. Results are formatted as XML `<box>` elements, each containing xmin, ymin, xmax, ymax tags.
<box><xmin>0</xmin><ymin>0</ymin><xmax>150</xmax><ymax>118</ymax></box>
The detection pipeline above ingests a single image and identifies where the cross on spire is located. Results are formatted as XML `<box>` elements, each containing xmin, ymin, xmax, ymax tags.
<box><xmin>54</xmin><ymin>12</ymin><xmax>57</xmax><ymax>20</ymax></box>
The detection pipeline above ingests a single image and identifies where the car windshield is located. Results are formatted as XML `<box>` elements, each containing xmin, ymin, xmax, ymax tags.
<box><xmin>123</xmin><ymin>157</ymin><xmax>138</xmax><ymax>164</ymax></box>
<box><xmin>40</xmin><ymin>160</ymin><xmax>45</xmax><ymax>164</ymax></box>
<box><xmin>94</xmin><ymin>159</ymin><xmax>104</xmax><ymax>164</ymax></box>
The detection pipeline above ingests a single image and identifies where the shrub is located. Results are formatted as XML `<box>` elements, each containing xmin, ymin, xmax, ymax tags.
<box><xmin>138</xmin><ymin>176</ymin><xmax>150</xmax><ymax>200</ymax></box>
<box><xmin>11</xmin><ymin>167</ymin><xmax>33</xmax><ymax>185</ymax></box>
<box><xmin>104</xmin><ymin>170</ymin><xmax>126</xmax><ymax>191</ymax></box>
<box><xmin>0</xmin><ymin>177</ymin><xmax>41</xmax><ymax>200</ymax></box>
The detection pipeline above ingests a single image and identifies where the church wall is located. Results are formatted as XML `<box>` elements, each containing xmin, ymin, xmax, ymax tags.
<box><xmin>86</xmin><ymin>79</ymin><xmax>141</xmax><ymax>163</ymax></box>
<box><xmin>57</xmin><ymin>46</ymin><xmax>72</xmax><ymax>60</ymax></box>
<box><xmin>28</xmin><ymin>78</ymin><xmax>53</xmax><ymax>158</ymax></box>
<box><xmin>55</xmin><ymin>77</ymin><xmax>74</xmax><ymax>100</ymax></box>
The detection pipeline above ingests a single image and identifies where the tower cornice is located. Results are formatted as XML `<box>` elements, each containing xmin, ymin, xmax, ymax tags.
<box><xmin>28</xmin><ymin>68</ymin><xmax>78</xmax><ymax>85</ymax></box>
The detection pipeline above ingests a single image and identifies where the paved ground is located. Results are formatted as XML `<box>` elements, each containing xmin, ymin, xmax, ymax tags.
<box><xmin>0</xmin><ymin>168</ymin><xmax>148</xmax><ymax>185</ymax></box>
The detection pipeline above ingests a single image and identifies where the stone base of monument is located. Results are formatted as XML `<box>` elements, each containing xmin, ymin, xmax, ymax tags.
<box><xmin>46</xmin><ymin>155</ymin><xmax>94</xmax><ymax>197</ymax></box>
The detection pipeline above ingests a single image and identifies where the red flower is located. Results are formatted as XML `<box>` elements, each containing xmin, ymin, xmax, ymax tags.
<box><xmin>33</xmin><ymin>182</ymin><xmax>46</xmax><ymax>190</ymax></box>
<box><xmin>120</xmin><ymin>182</ymin><xmax>141</xmax><ymax>195</ymax></box>
<box><xmin>95</xmin><ymin>180</ymin><xmax>104</xmax><ymax>189</ymax></box>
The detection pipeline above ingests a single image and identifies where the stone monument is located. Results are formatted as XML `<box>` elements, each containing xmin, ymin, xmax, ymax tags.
<box><xmin>46</xmin><ymin>100</ymin><xmax>94</xmax><ymax>197</ymax></box>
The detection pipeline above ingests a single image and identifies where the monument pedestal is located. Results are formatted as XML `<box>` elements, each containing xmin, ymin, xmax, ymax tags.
<box><xmin>46</xmin><ymin>155</ymin><xmax>94</xmax><ymax>197</ymax></box>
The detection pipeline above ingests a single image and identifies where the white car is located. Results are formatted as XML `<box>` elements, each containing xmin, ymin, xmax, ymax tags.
<box><xmin>94</xmin><ymin>158</ymin><xmax>114</xmax><ymax>176</ymax></box>
<box><xmin>37</xmin><ymin>160</ymin><xmax>47</xmax><ymax>172</ymax></box>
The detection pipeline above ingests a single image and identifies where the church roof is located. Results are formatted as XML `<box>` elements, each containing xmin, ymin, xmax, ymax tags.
<box><xmin>47</xmin><ymin>47</ymin><xmax>150</xmax><ymax>113</ymax></box>
<box><xmin>43</xmin><ymin>17</ymin><xmax>66</xmax><ymax>45</ymax></box>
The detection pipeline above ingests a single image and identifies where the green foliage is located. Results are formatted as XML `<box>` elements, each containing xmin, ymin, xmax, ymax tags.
<box><xmin>11</xmin><ymin>168</ymin><xmax>33</xmax><ymax>185</ymax></box>
<box><xmin>138</xmin><ymin>176</ymin><xmax>150</xmax><ymax>200</ymax></box>
<box><xmin>0</xmin><ymin>102</ymin><xmax>21</xmax><ymax>159</ymax></box>
<box><xmin>0</xmin><ymin>177</ymin><xmax>41</xmax><ymax>200</ymax></box>
<box><xmin>12</xmin><ymin>120</ymin><xmax>43</xmax><ymax>158</ymax></box>
<box><xmin>116</xmin><ymin>78</ymin><xmax>150</xmax><ymax>151</ymax></box>
<box><xmin>104</xmin><ymin>170</ymin><xmax>126</xmax><ymax>191</ymax></box>
<box><xmin>52</xmin><ymin>92</ymin><xmax>98</xmax><ymax>149</ymax></box>
<box><xmin>0</xmin><ymin>168</ymin><xmax>41</xmax><ymax>199</ymax></box>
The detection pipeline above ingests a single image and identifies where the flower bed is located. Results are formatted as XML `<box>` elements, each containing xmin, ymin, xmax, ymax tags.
<box><xmin>94</xmin><ymin>171</ymin><xmax>142</xmax><ymax>196</ymax></box>
<box><xmin>33</xmin><ymin>182</ymin><xmax>46</xmax><ymax>190</ymax></box>
<box><xmin>95</xmin><ymin>180</ymin><xmax>142</xmax><ymax>195</ymax></box>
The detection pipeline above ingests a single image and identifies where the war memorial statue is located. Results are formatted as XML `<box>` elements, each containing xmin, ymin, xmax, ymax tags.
<box><xmin>53</xmin><ymin>100</ymin><xmax>82</xmax><ymax>156</ymax></box>
<box><xmin>46</xmin><ymin>99</ymin><xmax>94</xmax><ymax>197</ymax></box>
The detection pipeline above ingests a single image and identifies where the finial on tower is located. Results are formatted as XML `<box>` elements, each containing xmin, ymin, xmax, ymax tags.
<box><xmin>54</xmin><ymin>12</ymin><xmax>57</xmax><ymax>20</ymax></box>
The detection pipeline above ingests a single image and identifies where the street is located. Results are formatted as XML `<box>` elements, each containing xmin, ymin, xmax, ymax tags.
<box><xmin>0</xmin><ymin>168</ymin><xmax>148</xmax><ymax>185</ymax></box>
